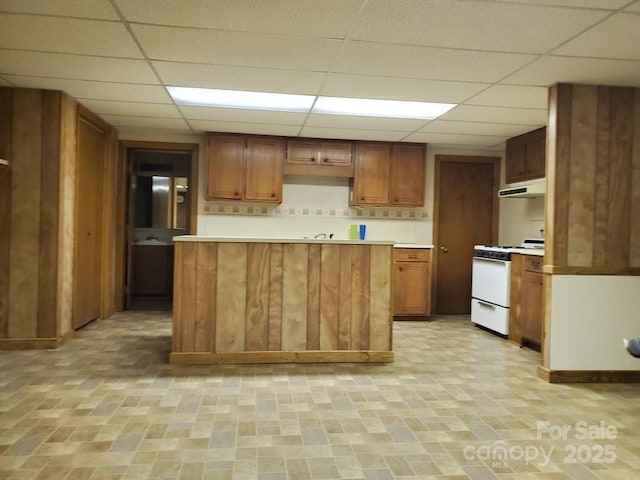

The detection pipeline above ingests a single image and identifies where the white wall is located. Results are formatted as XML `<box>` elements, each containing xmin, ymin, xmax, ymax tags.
<box><xmin>549</xmin><ymin>275</ymin><xmax>640</xmax><ymax>370</ymax></box>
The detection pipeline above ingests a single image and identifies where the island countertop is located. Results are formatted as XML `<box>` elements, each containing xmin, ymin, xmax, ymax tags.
<box><xmin>171</xmin><ymin>237</ymin><xmax>394</xmax><ymax>365</ymax></box>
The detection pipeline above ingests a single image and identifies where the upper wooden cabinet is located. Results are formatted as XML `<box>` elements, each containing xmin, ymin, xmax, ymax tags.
<box><xmin>351</xmin><ymin>142</ymin><xmax>426</xmax><ymax>206</ymax></box>
<box><xmin>284</xmin><ymin>139</ymin><xmax>354</xmax><ymax>177</ymax></box>
<box><xmin>505</xmin><ymin>127</ymin><xmax>546</xmax><ymax>184</ymax></box>
<box><xmin>207</xmin><ymin>133</ymin><xmax>283</xmax><ymax>203</ymax></box>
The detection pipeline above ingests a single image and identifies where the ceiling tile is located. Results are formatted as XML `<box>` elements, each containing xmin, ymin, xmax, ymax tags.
<box><xmin>0</xmin><ymin>0</ymin><xmax>119</xmax><ymax>19</ymax></box>
<box><xmin>0</xmin><ymin>50</ymin><xmax>159</xmax><ymax>84</ymax></box>
<box><xmin>552</xmin><ymin>13</ymin><xmax>640</xmax><ymax>60</ymax></box>
<box><xmin>188</xmin><ymin>119</ymin><xmax>302</xmax><ymax>136</ymax></box>
<box><xmin>153</xmin><ymin>61</ymin><xmax>326</xmax><ymax>95</ymax></box>
<box><xmin>418</xmin><ymin>120</ymin><xmax>538</xmax><ymax>137</ymax></box>
<box><xmin>0</xmin><ymin>14</ymin><xmax>143</xmax><ymax>58</ymax></box>
<box><xmin>180</xmin><ymin>106</ymin><xmax>307</xmax><ymax>125</ymax></box>
<box><xmin>98</xmin><ymin>114</ymin><xmax>190</xmax><ymax>130</ymax></box>
<box><xmin>305</xmin><ymin>114</ymin><xmax>425</xmax><ymax>132</ymax></box>
<box><xmin>404</xmin><ymin>132</ymin><xmax>508</xmax><ymax>146</ymax></box>
<box><xmin>440</xmin><ymin>105</ymin><xmax>548</xmax><ymax>125</ymax></box>
<box><xmin>503</xmin><ymin>56</ymin><xmax>640</xmax><ymax>87</ymax></box>
<box><xmin>300</xmin><ymin>127</ymin><xmax>407</xmax><ymax>142</ymax></box>
<box><xmin>466</xmin><ymin>85</ymin><xmax>548</xmax><ymax>109</ymax></box>
<box><xmin>352</xmin><ymin>0</ymin><xmax>607</xmax><ymax>53</ymax></box>
<box><xmin>116</xmin><ymin>0</ymin><xmax>361</xmax><ymax>37</ymax></box>
<box><xmin>132</xmin><ymin>24</ymin><xmax>340</xmax><ymax>70</ymax></box>
<box><xmin>626</xmin><ymin>1</ymin><xmax>640</xmax><ymax>11</ymax></box>
<box><xmin>333</xmin><ymin>41</ymin><xmax>537</xmax><ymax>83</ymax></box>
<box><xmin>0</xmin><ymin>76</ymin><xmax>11</xmax><ymax>86</ymax></box>
<box><xmin>3</xmin><ymin>76</ymin><xmax>172</xmax><ymax>103</ymax></box>
<box><xmin>320</xmin><ymin>74</ymin><xmax>488</xmax><ymax>103</ymax></box>
<box><xmin>78</xmin><ymin>99</ymin><xmax>182</xmax><ymax>117</ymax></box>
<box><xmin>502</xmin><ymin>0</ymin><xmax>630</xmax><ymax>9</ymax></box>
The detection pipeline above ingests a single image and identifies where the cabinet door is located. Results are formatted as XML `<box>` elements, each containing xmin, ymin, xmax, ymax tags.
<box><xmin>245</xmin><ymin>136</ymin><xmax>284</xmax><ymax>202</ymax></box>
<box><xmin>390</xmin><ymin>144</ymin><xmax>425</xmax><ymax>206</ymax></box>
<box><xmin>505</xmin><ymin>135</ymin><xmax>526</xmax><ymax>184</ymax></box>
<box><xmin>393</xmin><ymin>261</ymin><xmax>430</xmax><ymax>315</ymax></box>
<box><xmin>524</xmin><ymin>127</ymin><xmax>546</xmax><ymax>180</ymax></box>
<box><xmin>352</xmin><ymin>142</ymin><xmax>391</xmax><ymax>205</ymax></box>
<box><xmin>287</xmin><ymin>139</ymin><xmax>319</xmax><ymax>166</ymax></box>
<box><xmin>319</xmin><ymin>140</ymin><xmax>353</xmax><ymax>167</ymax></box>
<box><xmin>207</xmin><ymin>134</ymin><xmax>245</xmax><ymax>200</ymax></box>
<box><xmin>521</xmin><ymin>270</ymin><xmax>543</xmax><ymax>344</ymax></box>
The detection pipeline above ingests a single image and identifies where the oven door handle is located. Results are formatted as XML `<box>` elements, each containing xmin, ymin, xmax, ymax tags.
<box><xmin>473</xmin><ymin>256</ymin><xmax>509</xmax><ymax>264</ymax></box>
<box><xmin>477</xmin><ymin>301</ymin><xmax>496</xmax><ymax>310</ymax></box>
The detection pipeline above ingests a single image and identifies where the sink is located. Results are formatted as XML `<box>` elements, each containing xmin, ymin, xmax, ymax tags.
<box><xmin>135</xmin><ymin>240</ymin><xmax>169</xmax><ymax>246</ymax></box>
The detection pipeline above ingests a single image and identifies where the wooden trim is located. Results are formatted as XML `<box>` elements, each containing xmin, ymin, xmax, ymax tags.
<box><xmin>431</xmin><ymin>154</ymin><xmax>500</xmax><ymax>313</ymax></box>
<box><xmin>283</xmin><ymin>163</ymin><xmax>354</xmax><ymax>177</ymax></box>
<box><xmin>538</xmin><ymin>366</ymin><xmax>640</xmax><ymax>383</ymax></box>
<box><xmin>169</xmin><ymin>350</ymin><xmax>394</xmax><ymax>365</ymax></box>
<box><xmin>0</xmin><ymin>88</ymin><xmax>13</xmax><ymax>338</ymax></box>
<box><xmin>543</xmin><ymin>265</ymin><xmax>640</xmax><ymax>275</ymax></box>
<box><xmin>0</xmin><ymin>329</ymin><xmax>73</xmax><ymax>350</ymax></box>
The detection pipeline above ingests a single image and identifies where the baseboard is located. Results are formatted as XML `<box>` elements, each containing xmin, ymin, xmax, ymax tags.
<box><xmin>170</xmin><ymin>350</ymin><xmax>394</xmax><ymax>365</ymax></box>
<box><xmin>538</xmin><ymin>366</ymin><xmax>640</xmax><ymax>383</ymax></box>
<box><xmin>0</xmin><ymin>330</ymin><xmax>73</xmax><ymax>350</ymax></box>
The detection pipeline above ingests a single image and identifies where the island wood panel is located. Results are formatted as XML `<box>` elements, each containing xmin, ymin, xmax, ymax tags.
<box><xmin>0</xmin><ymin>89</ymin><xmax>13</xmax><ymax>339</ymax></box>
<box><xmin>369</xmin><ymin>246</ymin><xmax>392</xmax><ymax>350</ymax></box>
<box><xmin>268</xmin><ymin>244</ymin><xmax>284</xmax><ymax>351</ymax></box>
<box><xmin>216</xmin><ymin>243</ymin><xmax>247</xmax><ymax>352</ymax></box>
<box><xmin>245</xmin><ymin>243</ymin><xmax>270</xmax><ymax>352</ymax></box>
<box><xmin>281</xmin><ymin>243</ymin><xmax>308</xmax><ymax>351</ymax></box>
<box><xmin>172</xmin><ymin>241</ymin><xmax>393</xmax><ymax>363</ymax></box>
<box><xmin>547</xmin><ymin>84</ymin><xmax>640</xmax><ymax>271</ymax></box>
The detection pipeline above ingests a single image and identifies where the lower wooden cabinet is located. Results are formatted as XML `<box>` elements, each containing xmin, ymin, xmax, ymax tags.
<box><xmin>131</xmin><ymin>245</ymin><xmax>174</xmax><ymax>296</ymax></box>
<box><xmin>509</xmin><ymin>254</ymin><xmax>543</xmax><ymax>348</ymax></box>
<box><xmin>393</xmin><ymin>248</ymin><xmax>431</xmax><ymax>317</ymax></box>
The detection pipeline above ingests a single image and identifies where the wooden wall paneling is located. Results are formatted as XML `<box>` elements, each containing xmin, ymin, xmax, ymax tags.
<box><xmin>631</xmin><ymin>92</ymin><xmax>640</xmax><ymax>267</ymax></box>
<box><xmin>216</xmin><ymin>243</ymin><xmax>247</xmax><ymax>352</ymax></box>
<box><xmin>593</xmin><ymin>87</ymin><xmax>612</xmax><ymax>267</ymax></box>
<box><xmin>9</xmin><ymin>89</ymin><xmax>42</xmax><ymax>339</ymax></box>
<box><xmin>369</xmin><ymin>246</ymin><xmax>391</xmax><ymax>350</ymax></box>
<box><xmin>567</xmin><ymin>85</ymin><xmax>597</xmax><ymax>267</ymax></box>
<box><xmin>350</xmin><ymin>245</ymin><xmax>371</xmax><ymax>350</ymax></box>
<box><xmin>547</xmin><ymin>84</ymin><xmax>573</xmax><ymax>267</ymax></box>
<box><xmin>338</xmin><ymin>245</ymin><xmax>352</xmax><ymax>349</ymax></box>
<box><xmin>101</xmin><ymin>128</ymin><xmax>119</xmax><ymax>318</ymax></box>
<box><xmin>281</xmin><ymin>243</ymin><xmax>308</xmax><ymax>351</ymax></box>
<box><xmin>606</xmin><ymin>87</ymin><xmax>634</xmax><ymax>269</ymax></box>
<box><xmin>195</xmin><ymin>243</ymin><xmax>217</xmax><ymax>353</ymax></box>
<box><xmin>245</xmin><ymin>243</ymin><xmax>270</xmax><ymax>351</ymax></box>
<box><xmin>508</xmin><ymin>254</ymin><xmax>524</xmax><ymax>345</ymax></box>
<box><xmin>37</xmin><ymin>91</ymin><xmax>61</xmax><ymax>338</ymax></box>
<box><xmin>268</xmin><ymin>244</ymin><xmax>283</xmax><ymax>351</ymax></box>
<box><xmin>319</xmin><ymin>244</ymin><xmax>340</xmax><ymax>350</ymax></box>
<box><xmin>0</xmin><ymin>88</ymin><xmax>12</xmax><ymax>338</ymax></box>
<box><xmin>172</xmin><ymin>242</ymin><xmax>184</xmax><ymax>352</ymax></box>
<box><xmin>306</xmin><ymin>244</ymin><xmax>321</xmax><ymax>350</ymax></box>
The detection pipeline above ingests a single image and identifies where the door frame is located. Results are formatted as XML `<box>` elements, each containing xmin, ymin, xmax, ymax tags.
<box><xmin>117</xmin><ymin>140</ymin><xmax>199</xmax><ymax>311</ymax></box>
<box><xmin>431</xmin><ymin>154</ymin><xmax>500</xmax><ymax>314</ymax></box>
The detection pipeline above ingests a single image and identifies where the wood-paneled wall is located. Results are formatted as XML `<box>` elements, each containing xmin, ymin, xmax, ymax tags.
<box><xmin>546</xmin><ymin>83</ymin><xmax>640</xmax><ymax>273</ymax></box>
<box><xmin>172</xmin><ymin>241</ymin><xmax>393</xmax><ymax>364</ymax></box>
<box><xmin>0</xmin><ymin>88</ymin><xmax>120</xmax><ymax>348</ymax></box>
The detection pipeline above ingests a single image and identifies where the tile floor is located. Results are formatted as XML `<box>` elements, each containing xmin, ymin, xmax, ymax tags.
<box><xmin>1</xmin><ymin>313</ymin><xmax>639</xmax><ymax>480</ymax></box>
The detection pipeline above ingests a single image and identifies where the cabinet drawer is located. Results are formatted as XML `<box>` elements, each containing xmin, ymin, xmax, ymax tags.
<box><xmin>524</xmin><ymin>255</ymin><xmax>543</xmax><ymax>272</ymax></box>
<box><xmin>393</xmin><ymin>248</ymin><xmax>429</xmax><ymax>262</ymax></box>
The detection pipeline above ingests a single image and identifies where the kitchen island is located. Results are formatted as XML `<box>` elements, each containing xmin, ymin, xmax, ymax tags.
<box><xmin>170</xmin><ymin>236</ymin><xmax>394</xmax><ymax>364</ymax></box>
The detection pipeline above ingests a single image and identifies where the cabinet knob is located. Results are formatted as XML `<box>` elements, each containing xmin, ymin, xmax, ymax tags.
<box><xmin>323</xmin><ymin>158</ymin><xmax>329</xmax><ymax>162</ymax></box>
<box><xmin>234</xmin><ymin>191</ymin><xmax>239</xmax><ymax>196</ymax></box>
<box><xmin>271</xmin><ymin>193</ymin><xmax>276</xmax><ymax>197</ymax></box>
<box><xmin>398</xmin><ymin>267</ymin><xmax>403</xmax><ymax>272</ymax></box>
<box><xmin>310</xmin><ymin>157</ymin><xmax>316</xmax><ymax>162</ymax></box>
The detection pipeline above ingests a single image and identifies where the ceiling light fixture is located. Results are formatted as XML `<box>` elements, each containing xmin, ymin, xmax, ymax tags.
<box><xmin>313</xmin><ymin>96</ymin><xmax>456</xmax><ymax>119</ymax></box>
<box><xmin>167</xmin><ymin>86</ymin><xmax>314</xmax><ymax>113</ymax></box>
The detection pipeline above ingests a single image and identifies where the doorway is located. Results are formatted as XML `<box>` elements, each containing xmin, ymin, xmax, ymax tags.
<box><xmin>433</xmin><ymin>155</ymin><xmax>499</xmax><ymax>314</ymax></box>
<box><xmin>120</xmin><ymin>141</ymin><xmax>198</xmax><ymax>311</ymax></box>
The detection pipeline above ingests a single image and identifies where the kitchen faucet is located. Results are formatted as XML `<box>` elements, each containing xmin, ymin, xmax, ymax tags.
<box><xmin>313</xmin><ymin>233</ymin><xmax>327</xmax><ymax>239</ymax></box>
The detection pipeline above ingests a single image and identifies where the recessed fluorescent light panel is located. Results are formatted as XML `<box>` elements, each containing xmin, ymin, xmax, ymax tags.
<box><xmin>313</xmin><ymin>97</ymin><xmax>456</xmax><ymax>119</ymax></box>
<box><xmin>167</xmin><ymin>86</ymin><xmax>457</xmax><ymax>120</ymax></box>
<box><xmin>167</xmin><ymin>86</ymin><xmax>314</xmax><ymax>113</ymax></box>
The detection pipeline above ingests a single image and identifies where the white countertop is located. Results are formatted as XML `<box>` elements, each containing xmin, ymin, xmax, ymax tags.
<box><xmin>394</xmin><ymin>243</ymin><xmax>434</xmax><ymax>249</ymax></box>
<box><xmin>173</xmin><ymin>235</ymin><xmax>395</xmax><ymax>246</ymax></box>
<box><xmin>510</xmin><ymin>248</ymin><xmax>544</xmax><ymax>256</ymax></box>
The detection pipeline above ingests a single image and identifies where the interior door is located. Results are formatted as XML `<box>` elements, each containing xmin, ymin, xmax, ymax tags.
<box><xmin>73</xmin><ymin>117</ymin><xmax>105</xmax><ymax>329</ymax></box>
<box><xmin>434</xmin><ymin>155</ymin><xmax>498</xmax><ymax>314</ymax></box>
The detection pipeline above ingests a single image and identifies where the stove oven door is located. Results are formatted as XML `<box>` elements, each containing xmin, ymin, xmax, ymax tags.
<box><xmin>471</xmin><ymin>256</ymin><xmax>511</xmax><ymax>308</ymax></box>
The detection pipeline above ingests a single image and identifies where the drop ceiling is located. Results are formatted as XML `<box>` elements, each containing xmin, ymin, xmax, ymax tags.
<box><xmin>1</xmin><ymin>0</ymin><xmax>640</xmax><ymax>149</ymax></box>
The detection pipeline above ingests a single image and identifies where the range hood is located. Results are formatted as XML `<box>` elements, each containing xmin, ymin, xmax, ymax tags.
<box><xmin>498</xmin><ymin>181</ymin><xmax>545</xmax><ymax>199</ymax></box>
